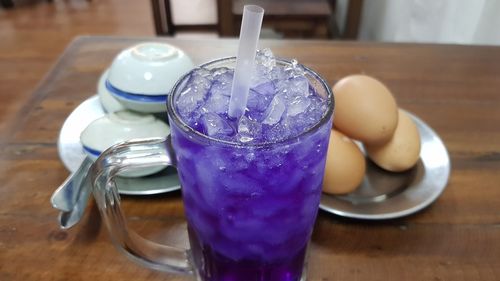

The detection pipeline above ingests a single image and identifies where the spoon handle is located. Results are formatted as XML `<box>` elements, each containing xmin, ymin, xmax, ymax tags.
<box><xmin>58</xmin><ymin>173</ymin><xmax>92</xmax><ymax>229</ymax></box>
<box><xmin>51</xmin><ymin>157</ymin><xmax>93</xmax><ymax>212</ymax></box>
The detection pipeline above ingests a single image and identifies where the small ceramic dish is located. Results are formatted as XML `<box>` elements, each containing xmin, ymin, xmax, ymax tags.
<box><xmin>58</xmin><ymin>96</ymin><xmax>180</xmax><ymax>194</ymax></box>
<box><xmin>107</xmin><ymin>42</ymin><xmax>194</xmax><ymax>113</ymax></box>
<box><xmin>80</xmin><ymin>110</ymin><xmax>171</xmax><ymax>177</ymax></box>
<box><xmin>97</xmin><ymin>68</ymin><xmax>126</xmax><ymax>113</ymax></box>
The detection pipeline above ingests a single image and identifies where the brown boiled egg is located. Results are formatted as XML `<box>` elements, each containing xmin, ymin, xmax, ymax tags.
<box><xmin>365</xmin><ymin>109</ymin><xmax>421</xmax><ymax>172</ymax></box>
<box><xmin>323</xmin><ymin>130</ymin><xmax>366</xmax><ymax>195</ymax></box>
<box><xmin>332</xmin><ymin>75</ymin><xmax>399</xmax><ymax>145</ymax></box>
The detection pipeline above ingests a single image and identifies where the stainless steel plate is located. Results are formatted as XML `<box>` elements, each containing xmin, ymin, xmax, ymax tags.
<box><xmin>57</xmin><ymin>95</ymin><xmax>180</xmax><ymax>195</ymax></box>
<box><xmin>319</xmin><ymin>112</ymin><xmax>450</xmax><ymax>220</ymax></box>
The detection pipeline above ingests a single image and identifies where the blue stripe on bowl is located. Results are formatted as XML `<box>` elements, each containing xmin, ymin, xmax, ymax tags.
<box><xmin>105</xmin><ymin>80</ymin><xmax>168</xmax><ymax>103</ymax></box>
<box><xmin>82</xmin><ymin>145</ymin><xmax>102</xmax><ymax>157</ymax></box>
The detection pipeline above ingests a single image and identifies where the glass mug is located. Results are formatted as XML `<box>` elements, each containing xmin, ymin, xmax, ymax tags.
<box><xmin>91</xmin><ymin>57</ymin><xmax>334</xmax><ymax>281</ymax></box>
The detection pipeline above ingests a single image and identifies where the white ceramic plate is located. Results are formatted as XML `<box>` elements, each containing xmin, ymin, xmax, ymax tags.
<box><xmin>57</xmin><ymin>95</ymin><xmax>180</xmax><ymax>195</ymax></box>
<box><xmin>319</xmin><ymin>112</ymin><xmax>450</xmax><ymax>220</ymax></box>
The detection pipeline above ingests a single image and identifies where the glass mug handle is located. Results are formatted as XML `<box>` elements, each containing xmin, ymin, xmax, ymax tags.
<box><xmin>90</xmin><ymin>136</ymin><xmax>193</xmax><ymax>275</ymax></box>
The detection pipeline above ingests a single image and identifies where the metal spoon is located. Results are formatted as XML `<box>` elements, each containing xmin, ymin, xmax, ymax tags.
<box><xmin>58</xmin><ymin>172</ymin><xmax>92</xmax><ymax>229</ymax></box>
<box><xmin>51</xmin><ymin>157</ymin><xmax>93</xmax><ymax>212</ymax></box>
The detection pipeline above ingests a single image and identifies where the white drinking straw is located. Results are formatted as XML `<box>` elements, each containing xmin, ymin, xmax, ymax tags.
<box><xmin>228</xmin><ymin>5</ymin><xmax>264</xmax><ymax>119</ymax></box>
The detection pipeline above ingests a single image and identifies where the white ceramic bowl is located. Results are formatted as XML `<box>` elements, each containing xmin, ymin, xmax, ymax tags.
<box><xmin>107</xmin><ymin>42</ymin><xmax>194</xmax><ymax>113</ymax></box>
<box><xmin>80</xmin><ymin>110</ymin><xmax>170</xmax><ymax>177</ymax></box>
<box><xmin>97</xmin><ymin>69</ymin><xmax>126</xmax><ymax>113</ymax></box>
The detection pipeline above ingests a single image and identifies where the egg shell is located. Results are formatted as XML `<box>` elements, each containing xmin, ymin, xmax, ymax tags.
<box><xmin>323</xmin><ymin>130</ymin><xmax>366</xmax><ymax>195</ymax></box>
<box><xmin>332</xmin><ymin>74</ymin><xmax>399</xmax><ymax>144</ymax></box>
<box><xmin>365</xmin><ymin>109</ymin><xmax>421</xmax><ymax>172</ymax></box>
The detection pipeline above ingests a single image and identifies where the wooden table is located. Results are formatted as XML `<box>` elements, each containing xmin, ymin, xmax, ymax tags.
<box><xmin>1</xmin><ymin>36</ymin><xmax>499</xmax><ymax>280</ymax></box>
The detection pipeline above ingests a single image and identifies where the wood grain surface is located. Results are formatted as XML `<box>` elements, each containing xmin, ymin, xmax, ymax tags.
<box><xmin>1</xmin><ymin>36</ymin><xmax>500</xmax><ymax>281</ymax></box>
<box><xmin>0</xmin><ymin>0</ymin><xmax>155</xmax><ymax>140</ymax></box>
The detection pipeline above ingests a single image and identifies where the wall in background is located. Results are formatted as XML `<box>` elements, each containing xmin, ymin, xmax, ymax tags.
<box><xmin>357</xmin><ymin>0</ymin><xmax>500</xmax><ymax>45</ymax></box>
<box><xmin>170</xmin><ymin>0</ymin><xmax>217</xmax><ymax>25</ymax></box>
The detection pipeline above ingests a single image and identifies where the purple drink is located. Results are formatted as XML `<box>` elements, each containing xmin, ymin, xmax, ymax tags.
<box><xmin>167</xmin><ymin>50</ymin><xmax>334</xmax><ymax>281</ymax></box>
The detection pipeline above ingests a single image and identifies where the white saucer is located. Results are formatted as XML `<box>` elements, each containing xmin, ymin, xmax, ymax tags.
<box><xmin>319</xmin><ymin>112</ymin><xmax>450</xmax><ymax>220</ymax></box>
<box><xmin>57</xmin><ymin>95</ymin><xmax>180</xmax><ymax>195</ymax></box>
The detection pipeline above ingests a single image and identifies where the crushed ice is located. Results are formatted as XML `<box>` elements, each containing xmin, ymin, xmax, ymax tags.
<box><xmin>176</xmin><ymin>49</ymin><xmax>327</xmax><ymax>143</ymax></box>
